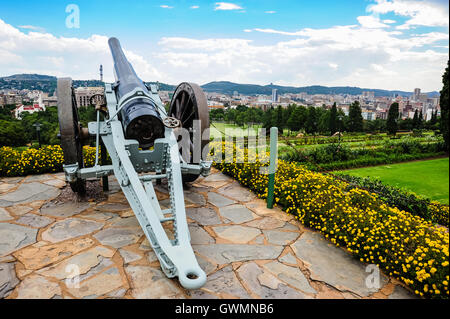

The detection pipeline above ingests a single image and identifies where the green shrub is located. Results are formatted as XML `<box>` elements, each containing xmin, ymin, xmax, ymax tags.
<box><xmin>338</xmin><ymin>174</ymin><xmax>449</xmax><ymax>226</ymax></box>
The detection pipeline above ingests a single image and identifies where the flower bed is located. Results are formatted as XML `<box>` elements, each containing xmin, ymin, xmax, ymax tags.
<box><xmin>212</xmin><ymin>142</ymin><xmax>449</xmax><ymax>299</ymax></box>
<box><xmin>0</xmin><ymin>145</ymin><xmax>96</xmax><ymax>177</ymax></box>
<box><xmin>280</xmin><ymin>138</ymin><xmax>446</xmax><ymax>171</ymax></box>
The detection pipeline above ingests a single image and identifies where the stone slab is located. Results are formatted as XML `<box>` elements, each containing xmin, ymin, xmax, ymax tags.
<box><xmin>119</xmin><ymin>249</ymin><xmax>143</xmax><ymax>264</ymax></box>
<box><xmin>125</xmin><ymin>265</ymin><xmax>183</xmax><ymax>299</ymax></box>
<box><xmin>189</xmin><ymin>224</ymin><xmax>215</xmax><ymax>245</ymax></box>
<box><xmin>16</xmin><ymin>213</ymin><xmax>54</xmax><ymax>228</ymax></box>
<box><xmin>279</xmin><ymin>253</ymin><xmax>298</xmax><ymax>265</ymax></box>
<box><xmin>291</xmin><ymin>232</ymin><xmax>388</xmax><ymax>297</ymax></box>
<box><xmin>193</xmin><ymin>244</ymin><xmax>283</xmax><ymax>265</ymax></box>
<box><xmin>184</xmin><ymin>191</ymin><xmax>206</xmax><ymax>206</ymax></box>
<box><xmin>0</xmin><ymin>207</ymin><xmax>13</xmax><ymax>221</ymax></box>
<box><xmin>42</xmin><ymin>218</ymin><xmax>104</xmax><ymax>243</ymax></box>
<box><xmin>207</xmin><ymin>192</ymin><xmax>236</xmax><ymax>208</ymax></box>
<box><xmin>0</xmin><ymin>262</ymin><xmax>19</xmax><ymax>298</ymax></box>
<box><xmin>187</xmin><ymin>207</ymin><xmax>222</xmax><ymax>226</ymax></box>
<box><xmin>40</xmin><ymin>202</ymin><xmax>90</xmax><ymax>218</ymax></box>
<box><xmin>263</xmin><ymin>230</ymin><xmax>299</xmax><ymax>245</ymax></box>
<box><xmin>16</xmin><ymin>275</ymin><xmax>62</xmax><ymax>299</ymax></box>
<box><xmin>66</xmin><ymin>267</ymin><xmax>124</xmax><ymax>299</ymax></box>
<box><xmin>213</xmin><ymin>225</ymin><xmax>260</xmax><ymax>243</ymax></box>
<box><xmin>219</xmin><ymin>205</ymin><xmax>255</xmax><ymax>224</ymax></box>
<box><xmin>246</xmin><ymin>217</ymin><xmax>285</xmax><ymax>230</ymax></box>
<box><xmin>13</xmin><ymin>238</ymin><xmax>95</xmax><ymax>270</ymax></box>
<box><xmin>0</xmin><ymin>182</ymin><xmax>60</xmax><ymax>207</ymax></box>
<box><xmin>38</xmin><ymin>246</ymin><xmax>115</xmax><ymax>280</ymax></box>
<box><xmin>0</xmin><ymin>223</ymin><xmax>37</xmax><ymax>256</ymax></box>
<box><xmin>217</xmin><ymin>182</ymin><xmax>255</xmax><ymax>202</ymax></box>
<box><xmin>203</xmin><ymin>265</ymin><xmax>250</xmax><ymax>299</ymax></box>
<box><xmin>237</xmin><ymin>262</ymin><xmax>308</xmax><ymax>299</ymax></box>
<box><xmin>263</xmin><ymin>260</ymin><xmax>316</xmax><ymax>294</ymax></box>
<box><xmin>94</xmin><ymin>227</ymin><xmax>141</xmax><ymax>248</ymax></box>
<box><xmin>388</xmin><ymin>285</ymin><xmax>419</xmax><ymax>299</ymax></box>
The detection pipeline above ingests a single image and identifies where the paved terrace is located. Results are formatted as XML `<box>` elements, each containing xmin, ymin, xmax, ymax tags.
<box><xmin>0</xmin><ymin>169</ymin><xmax>417</xmax><ymax>299</ymax></box>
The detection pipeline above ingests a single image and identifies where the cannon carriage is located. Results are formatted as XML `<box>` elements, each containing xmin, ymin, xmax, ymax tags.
<box><xmin>57</xmin><ymin>37</ymin><xmax>211</xmax><ymax>289</ymax></box>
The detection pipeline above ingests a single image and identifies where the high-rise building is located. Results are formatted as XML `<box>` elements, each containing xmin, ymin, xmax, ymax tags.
<box><xmin>414</xmin><ymin>88</ymin><xmax>421</xmax><ymax>101</ymax></box>
<box><xmin>272</xmin><ymin>89</ymin><xmax>279</xmax><ymax>103</ymax></box>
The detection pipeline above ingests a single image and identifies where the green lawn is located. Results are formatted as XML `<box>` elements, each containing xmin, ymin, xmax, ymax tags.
<box><xmin>210</xmin><ymin>122</ymin><xmax>262</xmax><ymax>139</ymax></box>
<box><xmin>336</xmin><ymin>157</ymin><xmax>449</xmax><ymax>204</ymax></box>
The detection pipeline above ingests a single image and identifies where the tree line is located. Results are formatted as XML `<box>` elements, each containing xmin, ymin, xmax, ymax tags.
<box><xmin>210</xmin><ymin>101</ymin><xmax>441</xmax><ymax>136</ymax></box>
<box><xmin>0</xmin><ymin>104</ymin><xmax>96</xmax><ymax>147</ymax></box>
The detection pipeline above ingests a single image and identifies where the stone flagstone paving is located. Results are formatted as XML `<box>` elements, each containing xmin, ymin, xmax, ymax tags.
<box><xmin>0</xmin><ymin>169</ymin><xmax>418</xmax><ymax>299</ymax></box>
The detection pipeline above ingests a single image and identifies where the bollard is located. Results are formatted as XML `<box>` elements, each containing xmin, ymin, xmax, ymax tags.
<box><xmin>267</xmin><ymin>127</ymin><xmax>278</xmax><ymax>209</ymax></box>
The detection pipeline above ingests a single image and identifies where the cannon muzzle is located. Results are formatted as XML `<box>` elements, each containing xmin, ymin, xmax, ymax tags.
<box><xmin>108</xmin><ymin>37</ymin><xmax>164</xmax><ymax>148</ymax></box>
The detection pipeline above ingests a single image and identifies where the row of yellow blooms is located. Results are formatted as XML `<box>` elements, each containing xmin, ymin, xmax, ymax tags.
<box><xmin>211</xmin><ymin>142</ymin><xmax>449</xmax><ymax>299</ymax></box>
<box><xmin>0</xmin><ymin>145</ymin><xmax>96</xmax><ymax>177</ymax></box>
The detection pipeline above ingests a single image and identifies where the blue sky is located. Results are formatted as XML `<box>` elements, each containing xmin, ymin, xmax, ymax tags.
<box><xmin>0</xmin><ymin>0</ymin><xmax>449</xmax><ymax>91</ymax></box>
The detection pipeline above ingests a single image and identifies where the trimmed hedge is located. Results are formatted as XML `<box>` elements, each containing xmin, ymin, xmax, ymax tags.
<box><xmin>213</xmin><ymin>142</ymin><xmax>449</xmax><ymax>299</ymax></box>
<box><xmin>338</xmin><ymin>175</ymin><xmax>449</xmax><ymax>227</ymax></box>
<box><xmin>280</xmin><ymin>138</ymin><xmax>446</xmax><ymax>171</ymax></box>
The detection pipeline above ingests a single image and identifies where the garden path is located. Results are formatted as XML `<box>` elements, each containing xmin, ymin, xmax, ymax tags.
<box><xmin>0</xmin><ymin>169</ymin><xmax>417</xmax><ymax>299</ymax></box>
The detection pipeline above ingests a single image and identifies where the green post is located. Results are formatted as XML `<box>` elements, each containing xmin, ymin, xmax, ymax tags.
<box><xmin>267</xmin><ymin>127</ymin><xmax>278</xmax><ymax>209</ymax></box>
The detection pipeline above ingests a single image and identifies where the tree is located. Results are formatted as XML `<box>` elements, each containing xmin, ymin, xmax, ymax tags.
<box><xmin>347</xmin><ymin>101</ymin><xmax>363</xmax><ymax>132</ymax></box>
<box><xmin>386</xmin><ymin>102</ymin><xmax>399</xmax><ymax>135</ymax></box>
<box><xmin>318</xmin><ymin>109</ymin><xmax>330</xmax><ymax>134</ymax></box>
<box><xmin>272</xmin><ymin>106</ymin><xmax>284</xmax><ymax>134</ymax></box>
<box><xmin>262</xmin><ymin>108</ymin><xmax>273</xmax><ymax>131</ymax></box>
<box><xmin>305</xmin><ymin>106</ymin><xmax>318</xmax><ymax>134</ymax></box>
<box><xmin>287</xmin><ymin>106</ymin><xmax>307</xmax><ymax>132</ymax></box>
<box><xmin>329</xmin><ymin>103</ymin><xmax>338</xmax><ymax>135</ymax></box>
<box><xmin>440</xmin><ymin>60</ymin><xmax>449</xmax><ymax>152</ymax></box>
<box><xmin>418</xmin><ymin>110</ymin><xmax>423</xmax><ymax>129</ymax></box>
<box><xmin>412</xmin><ymin>109</ymin><xmax>419</xmax><ymax>129</ymax></box>
<box><xmin>0</xmin><ymin>119</ymin><xmax>27</xmax><ymax>147</ymax></box>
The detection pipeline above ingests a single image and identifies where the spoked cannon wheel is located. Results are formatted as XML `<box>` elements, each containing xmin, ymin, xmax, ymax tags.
<box><xmin>57</xmin><ymin>78</ymin><xmax>87</xmax><ymax>194</ymax></box>
<box><xmin>169</xmin><ymin>83</ymin><xmax>210</xmax><ymax>183</ymax></box>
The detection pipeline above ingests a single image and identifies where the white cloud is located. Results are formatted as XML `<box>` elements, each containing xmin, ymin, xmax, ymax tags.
<box><xmin>18</xmin><ymin>25</ymin><xmax>46</xmax><ymax>33</ymax></box>
<box><xmin>357</xmin><ymin>15</ymin><xmax>390</xmax><ymax>28</ymax></box>
<box><xmin>0</xmin><ymin>16</ymin><xmax>448</xmax><ymax>92</ymax></box>
<box><xmin>329</xmin><ymin>63</ymin><xmax>339</xmax><ymax>69</ymax></box>
<box><xmin>190</xmin><ymin>5</ymin><xmax>199</xmax><ymax>9</ymax></box>
<box><xmin>383</xmin><ymin>19</ymin><xmax>397</xmax><ymax>24</ymax></box>
<box><xmin>368</xmin><ymin>0</ymin><xmax>449</xmax><ymax>29</ymax></box>
<box><xmin>0</xmin><ymin>19</ymin><xmax>161</xmax><ymax>81</ymax></box>
<box><xmin>160</xmin><ymin>5</ymin><xmax>173</xmax><ymax>9</ymax></box>
<box><xmin>214</xmin><ymin>2</ymin><xmax>243</xmax><ymax>11</ymax></box>
<box><xmin>265</xmin><ymin>11</ymin><xmax>276</xmax><ymax>14</ymax></box>
<box><xmin>155</xmin><ymin>25</ymin><xmax>447</xmax><ymax>90</ymax></box>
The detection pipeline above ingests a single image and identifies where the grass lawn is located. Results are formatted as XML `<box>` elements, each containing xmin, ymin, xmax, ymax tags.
<box><xmin>210</xmin><ymin>122</ymin><xmax>262</xmax><ymax>139</ymax></box>
<box><xmin>335</xmin><ymin>157</ymin><xmax>449</xmax><ymax>204</ymax></box>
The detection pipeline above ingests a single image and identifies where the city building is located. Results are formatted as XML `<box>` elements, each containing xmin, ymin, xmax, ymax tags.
<box><xmin>414</xmin><ymin>88</ymin><xmax>421</xmax><ymax>101</ymax></box>
<box><xmin>74</xmin><ymin>87</ymin><xmax>104</xmax><ymax>108</ymax></box>
<box><xmin>272</xmin><ymin>89</ymin><xmax>279</xmax><ymax>103</ymax></box>
<box><xmin>14</xmin><ymin>103</ymin><xmax>45</xmax><ymax>119</ymax></box>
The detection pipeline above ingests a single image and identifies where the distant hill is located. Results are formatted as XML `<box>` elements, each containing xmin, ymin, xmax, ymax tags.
<box><xmin>1</xmin><ymin>74</ymin><xmax>57</xmax><ymax>81</ymax></box>
<box><xmin>0</xmin><ymin>74</ymin><xmax>440</xmax><ymax>97</ymax></box>
<box><xmin>201</xmin><ymin>81</ymin><xmax>440</xmax><ymax>98</ymax></box>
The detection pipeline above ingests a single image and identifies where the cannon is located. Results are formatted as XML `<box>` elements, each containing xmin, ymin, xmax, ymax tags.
<box><xmin>57</xmin><ymin>37</ymin><xmax>211</xmax><ymax>289</ymax></box>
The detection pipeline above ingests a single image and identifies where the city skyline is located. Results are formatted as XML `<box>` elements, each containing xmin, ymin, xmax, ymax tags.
<box><xmin>0</xmin><ymin>0</ymin><xmax>449</xmax><ymax>91</ymax></box>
